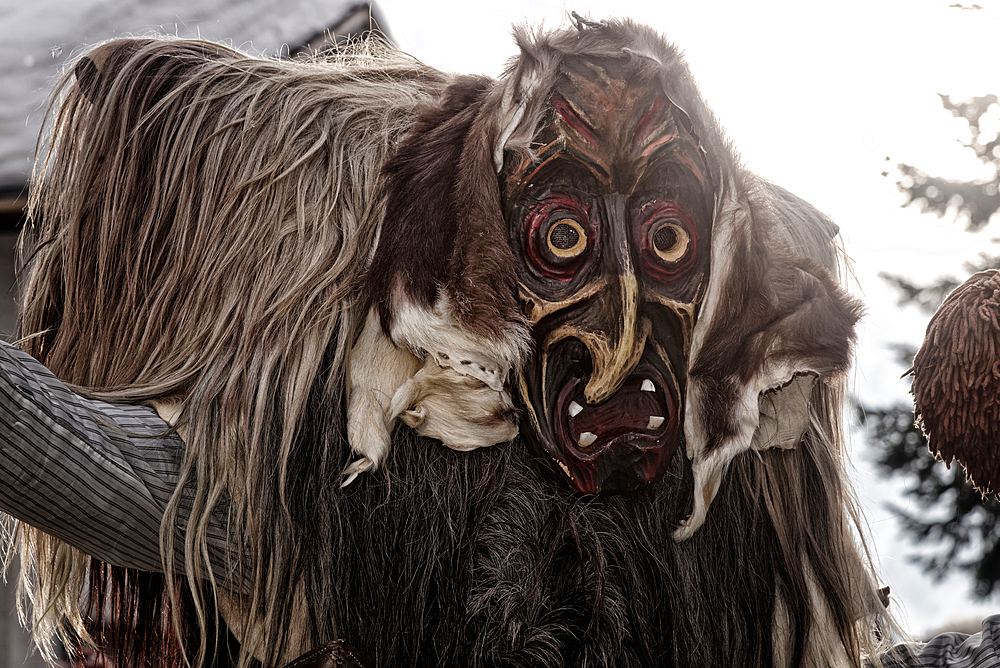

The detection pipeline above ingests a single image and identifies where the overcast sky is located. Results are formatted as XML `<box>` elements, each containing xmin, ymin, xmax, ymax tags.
<box><xmin>376</xmin><ymin>0</ymin><xmax>1000</xmax><ymax>636</ymax></box>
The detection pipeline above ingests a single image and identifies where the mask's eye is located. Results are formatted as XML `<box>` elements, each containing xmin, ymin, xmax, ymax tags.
<box><xmin>640</xmin><ymin>200</ymin><xmax>697</xmax><ymax>281</ymax></box>
<box><xmin>650</xmin><ymin>221</ymin><xmax>690</xmax><ymax>263</ymax></box>
<box><xmin>523</xmin><ymin>195</ymin><xmax>595</xmax><ymax>281</ymax></box>
<box><xmin>547</xmin><ymin>219</ymin><xmax>588</xmax><ymax>258</ymax></box>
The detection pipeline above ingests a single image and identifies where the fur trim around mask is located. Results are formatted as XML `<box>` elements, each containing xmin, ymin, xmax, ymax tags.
<box><xmin>677</xmin><ymin>179</ymin><xmax>863</xmax><ymax>539</ymax></box>
<box><xmin>344</xmin><ymin>73</ymin><xmax>534</xmax><ymax>480</ymax></box>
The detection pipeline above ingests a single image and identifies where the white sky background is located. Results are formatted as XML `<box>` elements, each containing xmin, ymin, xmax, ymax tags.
<box><xmin>377</xmin><ymin>0</ymin><xmax>1000</xmax><ymax>637</ymax></box>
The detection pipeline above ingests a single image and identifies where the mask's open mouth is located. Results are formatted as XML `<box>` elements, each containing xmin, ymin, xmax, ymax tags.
<box><xmin>546</xmin><ymin>355</ymin><xmax>680</xmax><ymax>494</ymax></box>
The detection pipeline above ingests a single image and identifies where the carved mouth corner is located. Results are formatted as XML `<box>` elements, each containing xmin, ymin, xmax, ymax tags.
<box><xmin>549</xmin><ymin>362</ymin><xmax>679</xmax><ymax>494</ymax></box>
<box><xmin>557</xmin><ymin>375</ymin><xmax>671</xmax><ymax>456</ymax></box>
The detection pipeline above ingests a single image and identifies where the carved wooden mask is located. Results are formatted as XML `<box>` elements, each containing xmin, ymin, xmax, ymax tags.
<box><xmin>503</xmin><ymin>55</ymin><xmax>713</xmax><ymax>494</ymax></box>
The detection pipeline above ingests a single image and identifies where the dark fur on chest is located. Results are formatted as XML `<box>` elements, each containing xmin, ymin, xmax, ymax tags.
<box><xmin>323</xmin><ymin>426</ymin><xmax>833</xmax><ymax>667</ymax></box>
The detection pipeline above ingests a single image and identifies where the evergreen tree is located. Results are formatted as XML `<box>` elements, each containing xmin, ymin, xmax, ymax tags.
<box><xmin>862</xmin><ymin>93</ymin><xmax>1000</xmax><ymax>597</ymax></box>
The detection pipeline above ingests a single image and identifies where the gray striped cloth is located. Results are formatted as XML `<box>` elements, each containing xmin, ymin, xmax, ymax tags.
<box><xmin>0</xmin><ymin>340</ymin><xmax>239</xmax><ymax>585</ymax></box>
<box><xmin>880</xmin><ymin>615</ymin><xmax>1000</xmax><ymax>667</ymax></box>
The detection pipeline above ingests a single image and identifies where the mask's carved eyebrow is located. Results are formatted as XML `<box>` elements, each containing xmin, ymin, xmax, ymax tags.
<box><xmin>634</xmin><ymin>95</ymin><xmax>678</xmax><ymax>155</ymax></box>
<box><xmin>552</xmin><ymin>94</ymin><xmax>600</xmax><ymax>149</ymax></box>
<box><xmin>511</xmin><ymin>137</ymin><xmax>611</xmax><ymax>188</ymax></box>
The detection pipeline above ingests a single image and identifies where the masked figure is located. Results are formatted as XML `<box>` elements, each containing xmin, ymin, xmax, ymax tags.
<box><xmin>2</xmin><ymin>16</ymin><xmax>902</xmax><ymax>668</ymax></box>
<box><xmin>501</xmin><ymin>51</ymin><xmax>714</xmax><ymax>494</ymax></box>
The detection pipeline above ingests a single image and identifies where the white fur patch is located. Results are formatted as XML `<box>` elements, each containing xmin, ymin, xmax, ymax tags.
<box><xmin>676</xmin><ymin>180</ymin><xmax>751</xmax><ymax>539</ymax></box>
<box><xmin>493</xmin><ymin>65</ymin><xmax>544</xmax><ymax>170</ymax></box>
<box><xmin>675</xmin><ymin>377</ymin><xmax>759</xmax><ymax>541</ymax></box>
<box><xmin>675</xmin><ymin>371</ymin><xmax>817</xmax><ymax>541</ymax></box>
<box><xmin>344</xmin><ymin>308</ymin><xmax>421</xmax><ymax>484</ymax></box>
<box><xmin>494</xmin><ymin>101</ymin><xmax>527</xmax><ymax>172</ymax></box>
<box><xmin>684</xmin><ymin>183</ymin><xmax>743</xmax><ymax>411</ymax></box>
<box><xmin>343</xmin><ymin>299</ymin><xmax>527</xmax><ymax>484</ymax></box>
<box><xmin>389</xmin><ymin>294</ymin><xmax>529</xmax><ymax>390</ymax></box>
<box><xmin>390</xmin><ymin>359</ymin><xmax>518</xmax><ymax>450</ymax></box>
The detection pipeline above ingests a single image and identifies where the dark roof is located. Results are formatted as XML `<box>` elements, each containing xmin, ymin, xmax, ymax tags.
<box><xmin>0</xmin><ymin>0</ymin><xmax>388</xmax><ymax>218</ymax></box>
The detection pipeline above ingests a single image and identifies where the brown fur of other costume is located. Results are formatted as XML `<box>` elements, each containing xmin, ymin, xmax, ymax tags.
<box><xmin>912</xmin><ymin>269</ymin><xmax>1000</xmax><ymax>494</ymax></box>
<box><xmin>9</xmin><ymin>18</ymin><xmax>904</xmax><ymax>668</ymax></box>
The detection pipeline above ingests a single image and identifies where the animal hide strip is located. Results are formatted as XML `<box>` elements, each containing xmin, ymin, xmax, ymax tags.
<box><xmin>8</xmin><ymin>15</ymin><xmax>901</xmax><ymax>668</ymax></box>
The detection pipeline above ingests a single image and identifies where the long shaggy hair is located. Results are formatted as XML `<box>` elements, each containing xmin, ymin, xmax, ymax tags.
<box><xmin>10</xmin><ymin>19</ymin><xmax>904</xmax><ymax>668</ymax></box>
<box><xmin>16</xmin><ymin>35</ymin><xmax>447</xmax><ymax>666</ymax></box>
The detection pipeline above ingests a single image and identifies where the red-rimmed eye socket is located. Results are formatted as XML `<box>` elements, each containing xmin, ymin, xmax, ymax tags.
<box><xmin>641</xmin><ymin>201</ymin><xmax>697</xmax><ymax>281</ymax></box>
<box><xmin>524</xmin><ymin>196</ymin><xmax>594</xmax><ymax>280</ymax></box>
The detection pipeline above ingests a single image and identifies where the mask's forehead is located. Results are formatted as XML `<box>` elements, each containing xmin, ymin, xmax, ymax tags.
<box><xmin>555</xmin><ymin>57</ymin><xmax>673</xmax><ymax>164</ymax></box>
<box><xmin>504</xmin><ymin>55</ymin><xmax>712</xmax><ymax>210</ymax></box>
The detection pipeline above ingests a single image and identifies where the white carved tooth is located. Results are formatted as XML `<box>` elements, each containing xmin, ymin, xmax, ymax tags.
<box><xmin>647</xmin><ymin>416</ymin><xmax>665</xmax><ymax>430</ymax></box>
<box><xmin>641</xmin><ymin>379</ymin><xmax>655</xmax><ymax>392</ymax></box>
<box><xmin>568</xmin><ymin>401</ymin><xmax>584</xmax><ymax>417</ymax></box>
<box><xmin>578</xmin><ymin>432</ymin><xmax>598</xmax><ymax>447</ymax></box>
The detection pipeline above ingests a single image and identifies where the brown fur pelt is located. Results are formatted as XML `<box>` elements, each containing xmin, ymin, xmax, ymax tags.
<box><xmin>912</xmin><ymin>268</ymin><xmax>1000</xmax><ymax>493</ymax></box>
<box><xmin>9</xmin><ymin>18</ymin><xmax>904</xmax><ymax>668</ymax></box>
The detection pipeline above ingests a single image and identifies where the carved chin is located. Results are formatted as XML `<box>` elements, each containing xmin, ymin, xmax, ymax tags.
<box><xmin>523</xmin><ymin>344</ymin><xmax>681</xmax><ymax>494</ymax></box>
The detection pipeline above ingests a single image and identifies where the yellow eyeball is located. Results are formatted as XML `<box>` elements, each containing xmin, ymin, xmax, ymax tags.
<box><xmin>547</xmin><ymin>219</ymin><xmax>588</xmax><ymax>258</ymax></box>
<box><xmin>651</xmin><ymin>221</ymin><xmax>690</xmax><ymax>263</ymax></box>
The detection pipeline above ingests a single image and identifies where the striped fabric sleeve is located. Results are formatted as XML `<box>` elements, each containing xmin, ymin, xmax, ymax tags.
<box><xmin>0</xmin><ymin>341</ymin><xmax>239</xmax><ymax>586</ymax></box>
<box><xmin>878</xmin><ymin>616</ymin><xmax>1000</xmax><ymax>668</ymax></box>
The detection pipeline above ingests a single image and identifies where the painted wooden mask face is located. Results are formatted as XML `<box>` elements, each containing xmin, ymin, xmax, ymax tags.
<box><xmin>504</xmin><ymin>57</ymin><xmax>713</xmax><ymax>494</ymax></box>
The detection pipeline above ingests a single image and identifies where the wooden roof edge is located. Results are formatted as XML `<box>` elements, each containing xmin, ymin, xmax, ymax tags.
<box><xmin>290</xmin><ymin>2</ymin><xmax>394</xmax><ymax>56</ymax></box>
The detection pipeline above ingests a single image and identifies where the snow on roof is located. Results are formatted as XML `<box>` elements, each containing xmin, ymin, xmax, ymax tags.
<box><xmin>0</xmin><ymin>0</ymin><xmax>383</xmax><ymax>190</ymax></box>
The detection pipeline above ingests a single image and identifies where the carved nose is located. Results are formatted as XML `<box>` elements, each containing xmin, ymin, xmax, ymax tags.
<box><xmin>582</xmin><ymin>269</ymin><xmax>649</xmax><ymax>404</ymax></box>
